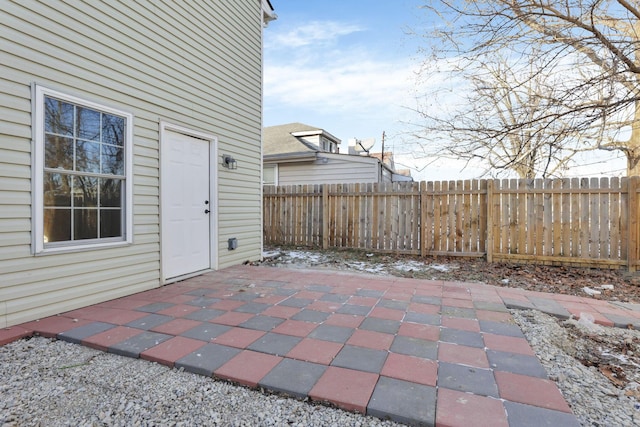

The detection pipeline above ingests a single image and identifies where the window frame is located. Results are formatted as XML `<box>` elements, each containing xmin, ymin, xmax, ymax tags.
<box><xmin>263</xmin><ymin>163</ymin><xmax>278</xmax><ymax>185</ymax></box>
<box><xmin>32</xmin><ymin>84</ymin><xmax>134</xmax><ymax>254</ymax></box>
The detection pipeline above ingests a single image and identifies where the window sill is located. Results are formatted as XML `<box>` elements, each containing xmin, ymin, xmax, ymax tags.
<box><xmin>34</xmin><ymin>240</ymin><xmax>132</xmax><ymax>256</ymax></box>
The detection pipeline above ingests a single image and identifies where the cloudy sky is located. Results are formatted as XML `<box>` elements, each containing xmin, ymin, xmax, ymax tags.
<box><xmin>263</xmin><ymin>1</ymin><xmax>626</xmax><ymax>180</ymax></box>
<box><xmin>263</xmin><ymin>1</ymin><xmax>432</xmax><ymax>173</ymax></box>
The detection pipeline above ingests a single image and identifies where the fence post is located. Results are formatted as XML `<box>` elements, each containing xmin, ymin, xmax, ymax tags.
<box><xmin>486</xmin><ymin>179</ymin><xmax>494</xmax><ymax>263</ymax></box>
<box><xmin>628</xmin><ymin>176</ymin><xmax>639</xmax><ymax>272</ymax></box>
<box><xmin>322</xmin><ymin>184</ymin><xmax>329</xmax><ymax>249</ymax></box>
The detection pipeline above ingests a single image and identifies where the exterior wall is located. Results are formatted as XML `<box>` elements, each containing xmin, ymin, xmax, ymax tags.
<box><xmin>382</xmin><ymin>167</ymin><xmax>393</xmax><ymax>183</ymax></box>
<box><xmin>276</xmin><ymin>155</ymin><xmax>382</xmax><ymax>185</ymax></box>
<box><xmin>0</xmin><ymin>1</ymin><xmax>264</xmax><ymax>327</ymax></box>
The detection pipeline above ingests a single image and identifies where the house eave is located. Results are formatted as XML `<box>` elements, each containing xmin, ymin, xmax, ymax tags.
<box><xmin>262</xmin><ymin>0</ymin><xmax>277</xmax><ymax>25</ymax></box>
<box><xmin>264</xmin><ymin>152</ymin><xmax>318</xmax><ymax>163</ymax></box>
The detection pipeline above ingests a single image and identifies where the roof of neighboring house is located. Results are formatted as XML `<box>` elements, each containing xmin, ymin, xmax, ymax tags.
<box><xmin>264</xmin><ymin>122</ymin><xmax>340</xmax><ymax>160</ymax></box>
<box><xmin>264</xmin><ymin>123</ymin><xmax>414</xmax><ymax>182</ymax></box>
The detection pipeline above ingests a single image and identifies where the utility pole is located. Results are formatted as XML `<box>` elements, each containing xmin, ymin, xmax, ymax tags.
<box><xmin>381</xmin><ymin>131</ymin><xmax>386</xmax><ymax>164</ymax></box>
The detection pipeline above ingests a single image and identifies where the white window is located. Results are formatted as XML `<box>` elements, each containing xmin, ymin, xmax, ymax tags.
<box><xmin>32</xmin><ymin>85</ymin><xmax>133</xmax><ymax>253</ymax></box>
<box><xmin>321</xmin><ymin>137</ymin><xmax>337</xmax><ymax>153</ymax></box>
<box><xmin>263</xmin><ymin>164</ymin><xmax>278</xmax><ymax>185</ymax></box>
<box><xmin>320</xmin><ymin>137</ymin><xmax>329</xmax><ymax>152</ymax></box>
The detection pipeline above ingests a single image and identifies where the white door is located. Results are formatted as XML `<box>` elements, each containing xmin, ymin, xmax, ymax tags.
<box><xmin>161</xmin><ymin>130</ymin><xmax>212</xmax><ymax>280</ymax></box>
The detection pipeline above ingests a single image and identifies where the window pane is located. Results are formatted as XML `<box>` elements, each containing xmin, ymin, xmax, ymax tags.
<box><xmin>102</xmin><ymin>114</ymin><xmax>125</xmax><ymax>146</ymax></box>
<box><xmin>44</xmin><ymin>97</ymin><xmax>74</xmax><ymax>136</ymax></box>
<box><xmin>74</xmin><ymin>209</ymin><xmax>98</xmax><ymax>240</ymax></box>
<box><xmin>75</xmin><ymin>140</ymin><xmax>100</xmax><ymax>173</ymax></box>
<box><xmin>263</xmin><ymin>166</ymin><xmax>275</xmax><ymax>184</ymax></box>
<box><xmin>44</xmin><ymin>208</ymin><xmax>71</xmax><ymax>242</ymax></box>
<box><xmin>73</xmin><ymin>176</ymin><xmax>98</xmax><ymax>207</ymax></box>
<box><xmin>100</xmin><ymin>178</ymin><xmax>122</xmax><ymax>207</ymax></box>
<box><xmin>45</xmin><ymin>135</ymin><xmax>73</xmax><ymax>170</ymax></box>
<box><xmin>44</xmin><ymin>173</ymin><xmax>71</xmax><ymax>207</ymax></box>
<box><xmin>76</xmin><ymin>106</ymin><xmax>101</xmax><ymax>141</ymax></box>
<box><xmin>101</xmin><ymin>144</ymin><xmax>124</xmax><ymax>175</ymax></box>
<box><xmin>100</xmin><ymin>209</ymin><xmax>122</xmax><ymax>238</ymax></box>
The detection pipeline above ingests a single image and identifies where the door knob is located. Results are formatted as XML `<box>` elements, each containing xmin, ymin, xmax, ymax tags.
<box><xmin>204</xmin><ymin>209</ymin><xmax>210</xmax><ymax>214</ymax></box>
<box><xmin>205</xmin><ymin>200</ymin><xmax>209</xmax><ymax>204</ymax></box>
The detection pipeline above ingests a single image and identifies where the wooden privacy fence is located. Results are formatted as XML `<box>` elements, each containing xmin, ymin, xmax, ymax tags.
<box><xmin>263</xmin><ymin>177</ymin><xmax>640</xmax><ymax>270</ymax></box>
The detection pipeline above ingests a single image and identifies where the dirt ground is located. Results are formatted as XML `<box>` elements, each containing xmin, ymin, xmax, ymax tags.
<box><xmin>259</xmin><ymin>246</ymin><xmax>640</xmax><ymax>303</ymax></box>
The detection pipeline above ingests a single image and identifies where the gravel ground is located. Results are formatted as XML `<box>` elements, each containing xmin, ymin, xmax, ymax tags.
<box><xmin>513</xmin><ymin>310</ymin><xmax>640</xmax><ymax>426</ymax></box>
<box><xmin>0</xmin><ymin>337</ymin><xmax>401</xmax><ymax>427</ymax></box>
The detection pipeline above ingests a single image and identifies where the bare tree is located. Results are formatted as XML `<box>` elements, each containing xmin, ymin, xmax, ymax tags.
<box><xmin>412</xmin><ymin>53</ymin><xmax>591</xmax><ymax>177</ymax></box>
<box><xmin>412</xmin><ymin>0</ymin><xmax>640</xmax><ymax>176</ymax></box>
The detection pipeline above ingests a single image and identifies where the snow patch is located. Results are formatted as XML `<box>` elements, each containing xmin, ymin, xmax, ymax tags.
<box><xmin>583</xmin><ymin>286</ymin><xmax>602</xmax><ymax>296</ymax></box>
<box><xmin>428</xmin><ymin>263</ymin><xmax>454</xmax><ymax>272</ymax></box>
<box><xmin>286</xmin><ymin>251</ymin><xmax>327</xmax><ymax>264</ymax></box>
<box><xmin>394</xmin><ymin>260</ymin><xmax>424</xmax><ymax>272</ymax></box>
<box><xmin>345</xmin><ymin>262</ymin><xmax>387</xmax><ymax>274</ymax></box>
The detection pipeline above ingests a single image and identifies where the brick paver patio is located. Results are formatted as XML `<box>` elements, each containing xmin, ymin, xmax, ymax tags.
<box><xmin>4</xmin><ymin>265</ymin><xmax>639</xmax><ymax>425</ymax></box>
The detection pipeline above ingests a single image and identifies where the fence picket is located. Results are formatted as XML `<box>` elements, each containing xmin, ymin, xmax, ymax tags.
<box><xmin>516</xmin><ymin>179</ymin><xmax>526</xmax><ymax>254</ymax></box>
<box><xmin>600</xmin><ymin>177</ymin><xmax>610</xmax><ymax>258</ymax></box>
<box><xmin>611</xmin><ymin>177</ymin><xmax>620</xmax><ymax>259</ymax></box>
<box><xmin>590</xmin><ymin>178</ymin><xmax>600</xmax><ymax>258</ymax></box>
<box><xmin>501</xmin><ymin>179</ymin><xmax>509</xmax><ymax>254</ymax></box>
<box><xmin>434</xmin><ymin>181</ymin><xmax>442</xmax><ymax>252</ymax></box>
<box><xmin>570</xmin><ymin>178</ymin><xmax>580</xmax><ymax>257</ymax></box>
<box><xmin>509</xmin><ymin>179</ymin><xmax>517</xmax><ymax>254</ymax></box>
<box><xmin>479</xmin><ymin>180</ymin><xmax>487</xmax><ymax>254</ymax></box>
<box><xmin>561</xmin><ymin>179</ymin><xmax>571</xmax><ymax>257</ymax></box>
<box><xmin>552</xmin><ymin>179</ymin><xmax>562</xmax><ymax>256</ymax></box>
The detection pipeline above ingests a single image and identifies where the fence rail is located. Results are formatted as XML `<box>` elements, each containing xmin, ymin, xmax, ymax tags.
<box><xmin>263</xmin><ymin>177</ymin><xmax>640</xmax><ymax>270</ymax></box>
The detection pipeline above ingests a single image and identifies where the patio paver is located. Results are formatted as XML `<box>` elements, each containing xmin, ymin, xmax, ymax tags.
<box><xmin>331</xmin><ymin>345</ymin><xmax>388</xmax><ymax>373</ymax></box>
<box><xmin>258</xmin><ymin>358</ymin><xmax>326</xmax><ymax>398</ymax></box>
<box><xmin>368</xmin><ymin>377</ymin><xmax>436</xmax><ymax>425</ymax></box>
<box><xmin>309</xmin><ymin>366</ymin><xmax>378</xmax><ymax>413</ymax></box>
<box><xmin>214</xmin><ymin>350</ymin><xmax>282</xmax><ymax>388</ymax></box>
<box><xmin>175</xmin><ymin>343</ymin><xmax>241</xmax><ymax>376</ymax></box>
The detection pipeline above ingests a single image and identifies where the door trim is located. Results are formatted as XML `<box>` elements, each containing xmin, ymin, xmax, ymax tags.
<box><xmin>159</xmin><ymin>121</ymin><xmax>218</xmax><ymax>284</ymax></box>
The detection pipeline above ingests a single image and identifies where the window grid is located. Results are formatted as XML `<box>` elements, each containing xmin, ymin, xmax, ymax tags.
<box><xmin>42</xmin><ymin>95</ymin><xmax>126</xmax><ymax>246</ymax></box>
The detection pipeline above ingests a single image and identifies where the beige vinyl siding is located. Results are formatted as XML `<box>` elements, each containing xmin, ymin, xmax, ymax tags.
<box><xmin>277</xmin><ymin>155</ymin><xmax>382</xmax><ymax>185</ymax></box>
<box><xmin>0</xmin><ymin>0</ymin><xmax>264</xmax><ymax>327</ymax></box>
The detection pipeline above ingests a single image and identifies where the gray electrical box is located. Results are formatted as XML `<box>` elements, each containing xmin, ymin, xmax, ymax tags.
<box><xmin>228</xmin><ymin>238</ymin><xmax>238</xmax><ymax>250</ymax></box>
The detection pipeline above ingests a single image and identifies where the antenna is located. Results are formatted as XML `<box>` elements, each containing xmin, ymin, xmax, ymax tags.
<box><xmin>356</xmin><ymin>137</ymin><xmax>375</xmax><ymax>153</ymax></box>
<box><xmin>348</xmin><ymin>137</ymin><xmax>375</xmax><ymax>155</ymax></box>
